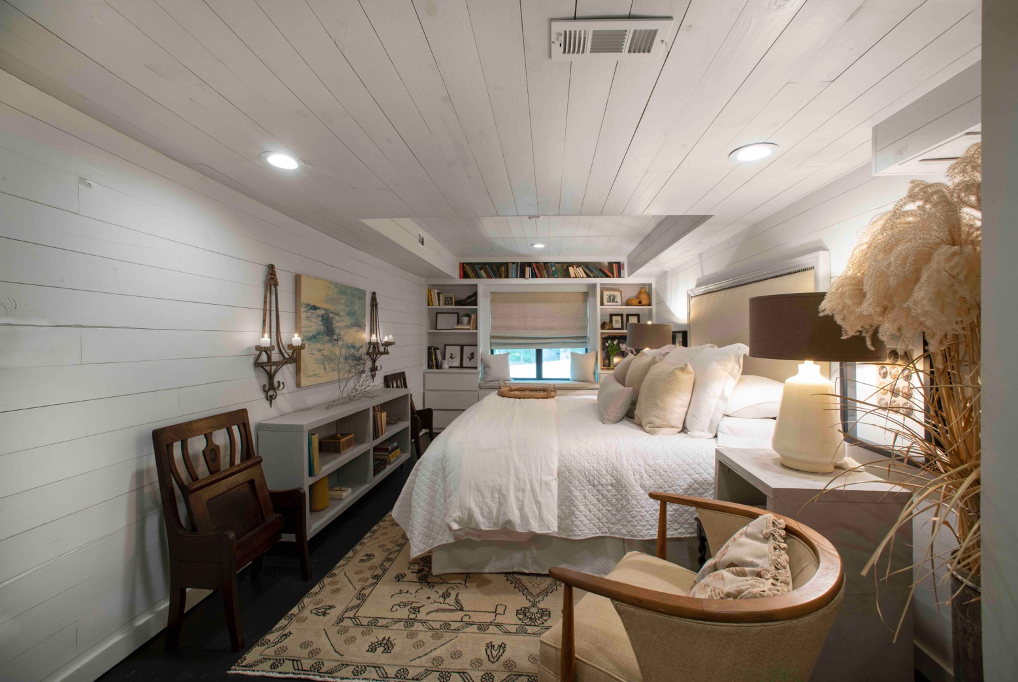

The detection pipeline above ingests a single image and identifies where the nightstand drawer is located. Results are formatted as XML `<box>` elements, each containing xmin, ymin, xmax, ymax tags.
<box><xmin>425</xmin><ymin>390</ymin><xmax>479</xmax><ymax>410</ymax></box>
<box><xmin>425</xmin><ymin>372</ymin><xmax>479</xmax><ymax>391</ymax></box>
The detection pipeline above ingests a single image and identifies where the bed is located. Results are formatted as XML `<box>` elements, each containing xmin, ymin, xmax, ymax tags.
<box><xmin>395</xmin><ymin>253</ymin><xmax>829</xmax><ymax>575</ymax></box>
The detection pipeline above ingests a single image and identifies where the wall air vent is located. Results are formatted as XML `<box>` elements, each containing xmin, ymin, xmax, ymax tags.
<box><xmin>550</xmin><ymin>18</ymin><xmax>674</xmax><ymax>62</ymax></box>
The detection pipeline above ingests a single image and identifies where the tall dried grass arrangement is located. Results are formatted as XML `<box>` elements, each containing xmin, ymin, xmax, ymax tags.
<box><xmin>820</xmin><ymin>144</ymin><xmax>981</xmax><ymax>631</ymax></box>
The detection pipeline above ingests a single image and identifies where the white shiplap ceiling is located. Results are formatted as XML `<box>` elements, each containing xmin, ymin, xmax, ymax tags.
<box><xmin>0</xmin><ymin>0</ymin><xmax>980</xmax><ymax>271</ymax></box>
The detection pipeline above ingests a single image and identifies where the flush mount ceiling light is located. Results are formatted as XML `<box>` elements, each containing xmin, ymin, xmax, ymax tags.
<box><xmin>532</xmin><ymin>243</ymin><xmax>546</xmax><ymax>248</ymax></box>
<box><xmin>260</xmin><ymin>151</ymin><xmax>301</xmax><ymax>170</ymax></box>
<box><xmin>729</xmin><ymin>142</ymin><xmax>778</xmax><ymax>163</ymax></box>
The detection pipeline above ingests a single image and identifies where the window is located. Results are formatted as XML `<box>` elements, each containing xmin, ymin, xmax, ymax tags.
<box><xmin>493</xmin><ymin>348</ymin><xmax>588</xmax><ymax>380</ymax></box>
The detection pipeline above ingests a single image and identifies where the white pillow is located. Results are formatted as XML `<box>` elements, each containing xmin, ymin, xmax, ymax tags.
<box><xmin>570</xmin><ymin>351</ymin><xmax>597</xmax><ymax>383</ymax></box>
<box><xmin>633</xmin><ymin>361</ymin><xmax>695</xmax><ymax>435</ymax></box>
<box><xmin>663</xmin><ymin>343</ymin><xmax>749</xmax><ymax>437</ymax></box>
<box><xmin>597</xmin><ymin>374</ymin><xmax>634</xmax><ymax>424</ymax></box>
<box><xmin>724</xmin><ymin>375</ymin><xmax>784</xmax><ymax>419</ymax></box>
<box><xmin>643</xmin><ymin>344</ymin><xmax>676</xmax><ymax>358</ymax></box>
<box><xmin>479</xmin><ymin>352</ymin><xmax>511</xmax><ymax>382</ymax></box>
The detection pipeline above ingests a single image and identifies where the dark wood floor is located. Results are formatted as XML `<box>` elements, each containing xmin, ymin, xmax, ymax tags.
<box><xmin>98</xmin><ymin>459</ymin><xmax>413</xmax><ymax>682</ymax></box>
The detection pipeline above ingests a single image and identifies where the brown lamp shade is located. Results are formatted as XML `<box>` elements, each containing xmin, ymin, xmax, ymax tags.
<box><xmin>627</xmin><ymin>322</ymin><xmax>672</xmax><ymax>350</ymax></box>
<box><xmin>749</xmin><ymin>292</ymin><xmax>886</xmax><ymax>361</ymax></box>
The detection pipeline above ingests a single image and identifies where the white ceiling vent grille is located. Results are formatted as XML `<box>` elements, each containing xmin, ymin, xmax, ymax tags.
<box><xmin>551</xmin><ymin>18</ymin><xmax>674</xmax><ymax>61</ymax></box>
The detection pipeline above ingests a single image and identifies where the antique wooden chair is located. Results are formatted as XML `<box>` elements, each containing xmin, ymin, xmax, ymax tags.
<box><xmin>152</xmin><ymin>409</ymin><xmax>312</xmax><ymax>651</ymax></box>
<box><xmin>383</xmin><ymin>371</ymin><xmax>434</xmax><ymax>457</ymax></box>
<box><xmin>541</xmin><ymin>494</ymin><xmax>845</xmax><ymax>682</ymax></box>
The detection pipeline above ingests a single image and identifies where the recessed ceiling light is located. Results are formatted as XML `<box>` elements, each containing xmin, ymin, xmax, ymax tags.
<box><xmin>261</xmin><ymin>151</ymin><xmax>301</xmax><ymax>170</ymax></box>
<box><xmin>532</xmin><ymin>243</ymin><xmax>546</xmax><ymax>248</ymax></box>
<box><xmin>729</xmin><ymin>142</ymin><xmax>778</xmax><ymax>163</ymax></box>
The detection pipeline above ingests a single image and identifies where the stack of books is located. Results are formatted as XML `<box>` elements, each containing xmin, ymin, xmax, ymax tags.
<box><xmin>373</xmin><ymin>406</ymin><xmax>386</xmax><ymax>438</ymax></box>
<box><xmin>373</xmin><ymin>441</ymin><xmax>401</xmax><ymax>474</ymax></box>
<box><xmin>307</xmin><ymin>433</ymin><xmax>320</xmax><ymax>476</ymax></box>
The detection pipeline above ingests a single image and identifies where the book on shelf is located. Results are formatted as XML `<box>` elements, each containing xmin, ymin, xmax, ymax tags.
<box><xmin>372</xmin><ymin>406</ymin><xmax>386</xmax><ymax>438</ymax></box>
<box><xmin>328</xmin><ymin>485</ymin><xmax>352</xmax><ymax>500</ymax></box>
<box><xmin>307</xmin><ymin>433</ymin><xmax>319</xmax><ymax>476</ymax></box>
<box><xmin>458</xmin><ymin>261</ymin><xmax>622</xmax><ymax>279</ymax></box>
<box><xmin>373</xmin><ymin>447</ymin><xmax>401</xmax><ymax>464</ymax></box>
<box><xmin>373</xmin><ymin>459</ymin><xmax>387</xmax><ymax>474</ymax></box>
<box><xmin>373</xmin><ymin>440</ymin><xmax>399</xmax><ymax>454</ymax></box>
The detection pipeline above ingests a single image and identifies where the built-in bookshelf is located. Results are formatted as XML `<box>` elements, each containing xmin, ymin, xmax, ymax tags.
<box><xmin>459</xmin><ymin>261</ymin><xmax>623</xmax><ymax>279</ymax></box>
<box><xmin>425</xmin><ymin>282</ymin><xmax>479</xmax><ymax>371</ymax></box>
<box><xmin>595</xmin><ymin>281</ymin><xmax>655</xmax><ymax>371</ymax></box>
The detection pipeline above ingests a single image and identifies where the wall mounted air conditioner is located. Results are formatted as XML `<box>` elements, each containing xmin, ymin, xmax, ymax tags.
<box><xmin>872</xmin><ymin>62</ymin><xmax>980</xmax><ymax>176</ymax></box>
<box><xmin>550</xmin><ymin>18</ymin><xmax>674</xmax><ymax>61</ymax></box>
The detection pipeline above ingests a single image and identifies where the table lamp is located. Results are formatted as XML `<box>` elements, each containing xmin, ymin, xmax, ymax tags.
<box><xmin>749</xmin><ymin>292</ymin><xmax>886</xmax><ymax>473</ymax></box>
<box><xmin>627</xmin><ymin>322</ymin><xmax>672</xmax><ymax>352</ymax></box>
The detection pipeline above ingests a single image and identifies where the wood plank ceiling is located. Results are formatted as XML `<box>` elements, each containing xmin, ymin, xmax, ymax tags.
<box><xmin>0</xmin><ymin>0</ymin><xmax>980</xmax><ymax>270</ymax></box>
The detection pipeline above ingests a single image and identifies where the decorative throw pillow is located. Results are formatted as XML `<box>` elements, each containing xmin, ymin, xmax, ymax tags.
<box><xmin>570</xmin><ymin>351</ymin><xmax>597</xmax><ymax>383</ymax></box>
<box><xmin>663</xmin><ymin>343</ymin><xmax>749</xmax><ymax>437</ymax></box>
<box><xmin>634</xmin><ymin>362</ymin><xmax>695</xmax><ymax>435</ymax></box>
<box><xmin>643</xmin><ymin>344</ymin><xmax>676</xmax><ymax>358</ymax></box>
<box><xmin>480</xmin><ymin>351</ymin><xmax>511</xmax><ymax>382</ymax></box>
<box><xmin>724</xmin><ymin>374</ymin><xmax>784</xmax><ymax>419</ymax></box>
<box><xmin>612</xmin><ymin>354</ymin><xmax>635</xmax><ymax>385</ymax></box>
<box><xmin>597</xmin><ymin>374</ymin><xmax>634</xmax><ymax>424</ymax></box>
<box><xmin>688</xmin><ymin>514</ymin><xmax>793</xmax><ymax>600</ymax></box>
<box><xmin>623</xmin><ymin>354</ymin><xmax>659</xmax><ymax>418</ymax></box>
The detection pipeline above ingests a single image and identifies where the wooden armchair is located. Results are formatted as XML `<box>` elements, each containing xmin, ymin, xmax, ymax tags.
<box><xmin>541</xmin><ymin>495</ymin><xmax>844</xmax><ymax>682</ymax></box>
<box><xmin>152</xmin><ymin>409</ymin><xmax>312</xmax><ymax>651</ymax></box>
<box><xmin>383</xmin><ymin>371</ymin><xmax>433</xmax><ymax>457</ymax></box>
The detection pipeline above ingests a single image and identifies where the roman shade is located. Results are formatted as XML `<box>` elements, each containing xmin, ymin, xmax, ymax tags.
<box><xmin>490</xmin><ymin>291</ymin><xmax>588</xmax><ymax>349</ymax></box>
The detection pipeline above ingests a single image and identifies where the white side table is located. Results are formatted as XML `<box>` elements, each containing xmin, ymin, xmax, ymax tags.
<box><xmin>715</xmin><ymin>447</ymin><xmax>913</xmax><ymax>682</ymax></box>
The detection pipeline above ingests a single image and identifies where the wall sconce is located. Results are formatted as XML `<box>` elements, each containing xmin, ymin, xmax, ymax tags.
<box><xmin>254</xmin><ymin>264</ymin><xmax>305</xmax><ymax>406</ymax></box>
<box><xmin>365</xmin><ymin>292</ymin><xmax>395</xmax><ymax>380</ymax></box>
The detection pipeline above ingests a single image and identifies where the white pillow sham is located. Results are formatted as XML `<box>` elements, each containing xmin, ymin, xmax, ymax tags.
<box><xmin>570</xmin><ymin>351</ymin><xmax>597</xmax><ymax>383</ymax></box>
<box><xmin>479</xmin><ymin>351</ymin><xmax>511</xmax><ymax>382</ymax></box>
<box><xmin>663</xmin><ymin>343</ymin><xmax>749</xmax><ymax>437</ymax></box>
<box><xmin>724</xmin><ymin>374</ymin><xmax>784</xmax><ymax>419</ymax></box>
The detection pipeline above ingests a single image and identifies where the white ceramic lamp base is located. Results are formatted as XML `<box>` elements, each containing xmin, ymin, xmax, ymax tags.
<box><xmin>771</xmin><ymin>361</ymin><xmax>845</xmax><ymax>473</ymax></box>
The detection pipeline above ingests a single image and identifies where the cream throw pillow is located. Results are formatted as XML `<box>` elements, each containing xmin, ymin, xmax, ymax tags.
<box><xmin>623</xmin><ymin>354</ymin><xmax>659</xmax><ymax>418</ymax></box>
<box><xmin>662</xmin><ymin>343</ymin><xmax>749</xmax><ymax>437</ymax></box>
<box><xmin>570</xmin><ymin>351</ymin><xmax>597</xmax><ymax>383</ymax></box>
<box><xmin>479</xmin><ymin>351</ymin><xmax>511</xmax><ymax>382</ymax></box>
<box><xmin>634</xmin><ymin>362</ymin><xmax>695</xmax><ymax>435</ymax></box>
<box><xmin>612</xmin><ymin>354</ymin><xmax>635</xmax><ymax>385</ymax></box>
<box><xmin>597</xmin><ymin>374</ymin><xmax>634</xmax><ymax>424</ymax></box>
<box><xmin>689</xmin><ymin>514</ymin><xmax>793</xmax><ymax>600</ymax></box>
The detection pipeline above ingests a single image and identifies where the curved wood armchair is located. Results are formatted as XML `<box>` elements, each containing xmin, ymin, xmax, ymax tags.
<box><xmin>543</xmin><ymin>494</ymin><xmax>844</xmax><ymax>682</ymax></box>
<box><xmin>152</xmin><ymin>409</ymin><xmax>312</xmax><ymax>651</ymax></box>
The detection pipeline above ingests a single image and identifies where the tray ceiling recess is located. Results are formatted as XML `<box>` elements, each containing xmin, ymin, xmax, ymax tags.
<box><xmin>550</xmin><ymin>18</ymin><xmax>675</xmax><ymax>61</ymax></box>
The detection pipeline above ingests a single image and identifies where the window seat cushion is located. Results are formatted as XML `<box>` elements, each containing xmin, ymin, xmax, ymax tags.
<box><xmin>479</xmin><ymin>379</ymin><xmax>599</xmax><ymax>390</ymax></box>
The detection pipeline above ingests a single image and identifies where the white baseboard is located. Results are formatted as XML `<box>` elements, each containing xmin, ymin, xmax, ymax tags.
<box><xmin>44</xmin><ymin>589</ymin><xmax>211</xmax><ymax>682</ymax></box>
<box><xmin>915</xmin><ymin>639</ymin><xmax>953</xmax><ymax>682</ymax></box>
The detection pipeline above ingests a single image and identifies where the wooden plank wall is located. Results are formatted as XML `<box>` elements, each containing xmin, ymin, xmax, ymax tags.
<box><xmin>0</xmin><ymin>71</ymin><xmax>425</xmax><ymax>682</ymax></box>
<box><xmin>651</xmin><ymin>162</ymin><xmax>954</xmax><ymax>667</ymax></box>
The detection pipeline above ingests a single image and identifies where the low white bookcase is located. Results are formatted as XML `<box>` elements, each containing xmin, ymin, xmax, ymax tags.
<box><xmin>257</xmin><ymin>388</ymin><xmax>412</xmax><ymax>539</ymax></box>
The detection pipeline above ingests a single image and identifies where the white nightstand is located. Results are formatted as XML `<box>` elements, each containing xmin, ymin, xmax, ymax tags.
<box><xmin>714</xmin><ymin>447</ymin><xmax>913</xmax><ymax>682</ymax></box>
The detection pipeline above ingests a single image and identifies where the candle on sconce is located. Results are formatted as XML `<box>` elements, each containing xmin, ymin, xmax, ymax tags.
<box><xmin>291</xmin><ymin>333</ymin><xmax>302</xmax><ymax>347</ymax></box>
<box><xmin>370</xmin><ymin>333</ymin><xmax>378</xmax><ymax>344</ymax></box>
<box><xmin>259</xmin><ymin>335</ymin><xmax>271</xmax><ymax>349</ymax></box>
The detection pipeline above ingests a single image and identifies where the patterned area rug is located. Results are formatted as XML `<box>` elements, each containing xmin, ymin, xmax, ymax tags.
<box><xmin>231</xmin><ymin>515</ymin><xmax>561</xmax><ymax>681</ymax></box>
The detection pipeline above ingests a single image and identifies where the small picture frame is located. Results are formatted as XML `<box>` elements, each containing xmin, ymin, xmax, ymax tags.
<box><xmin>601</xmin><ymin>289</ymin><xmax>623</xmax><ymax>306</ymax></box>
<box><xmin>444</xmin><ymin>344</ymin><xmax>462</xmax><ymax>368</ymax></box>
<box><xmin>625</xmin><ymin>313</ymin><xmax>641</xmax><ymax>327</ymax></box>
<box><xmin>441</xmin><ymin>294</ymin><xmax>456</xmax><ymax>307</ymax></box>
<box><xmin>610</xmin><ymin>313</ymin><xmax>625</xmax><ymax>330</ymax></box>
<box><xmin>461</xmin><ymin>345</ymin><xmax>478</xmax><ymax>368</ymax></box>
<box><xmin>435</xmin><ymin>312</ymin><xmax>459</xmax><ymax>330</ymax></box>
<box><xmin>671</xmin><ymin>330</ymin><xmax>688</xmax><ymax>347</ymax></box>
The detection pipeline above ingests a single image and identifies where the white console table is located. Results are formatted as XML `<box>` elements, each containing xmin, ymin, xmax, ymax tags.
<box><xmin>257</xmin><ymin>389</ymin><xmax>412</xmax><ymax>539</ymax></box>
<box><xmin>715</xmin><ymin>447</ymin><xmax>913</xmax><ymax>682</ymax></box>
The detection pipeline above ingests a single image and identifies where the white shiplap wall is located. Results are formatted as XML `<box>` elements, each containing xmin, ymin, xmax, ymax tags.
<box><xmin>0</xmin><ymin>71</ymin><xmax>424</xmax><ymax>682</ymax></box>
<box><xmin>653</xmin><ymin>161</ymin><xmax>954</xmax><ymax>667</ymax></box>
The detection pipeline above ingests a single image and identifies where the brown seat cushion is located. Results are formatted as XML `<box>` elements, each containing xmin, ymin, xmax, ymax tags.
<box><xmin>540</xmin><ymin>553</ymin><xmax>696</xmax><ymax>682</ymax></box>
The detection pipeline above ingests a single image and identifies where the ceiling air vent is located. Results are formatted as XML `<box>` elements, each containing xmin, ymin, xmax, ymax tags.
<box><xmin>551</xmin><ymin>18</ymin><xmax>674</xmax><ymax>62</ymax></box>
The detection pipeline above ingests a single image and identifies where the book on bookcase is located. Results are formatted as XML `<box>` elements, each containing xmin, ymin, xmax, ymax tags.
<box><xmin>458</xmin><ymin>262</ymin><xmax>623</xmax><ymax>279</ymax></box>
<box><xmin>307</xmin><ymin>433</ymin><xmax>319</xmax><ymax>476</ymax></box>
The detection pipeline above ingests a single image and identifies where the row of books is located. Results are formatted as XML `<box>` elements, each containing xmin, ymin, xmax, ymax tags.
<box><xmin>459</xmin><ymin>262</ymin><xmax>623</xmax><ymax>279</ymax></box>
<box><xmin>372</xmin><ymin>406</ymin><xmax>387</xmax><ymax>439</ymax></box>
<box><xmin>453</xmin><ymin>314</ymin><xmax>478</xmax><ymax>330</ymax></box>
<box><xmin>427</xmin><ymin>345</ymin><xmax>443</xmax><ymax>369</ymax></box>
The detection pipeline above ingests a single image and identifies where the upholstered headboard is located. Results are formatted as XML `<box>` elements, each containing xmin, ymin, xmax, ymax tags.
<box><xmin>687</xmin><ymin>252</ymin><xmax>831</xmax><ymax>382</ymax></box>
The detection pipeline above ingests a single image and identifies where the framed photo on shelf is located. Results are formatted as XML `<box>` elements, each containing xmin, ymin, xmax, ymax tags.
<box><xmin>461</xmin><ymin>345</ymin><xmax>478</xmax><ymax>368</ymax></box>
<box><xmin>443</xmin><ymin>345</ymin><xmax>462</xmax><ymax>368</ymax></box>
<box><xmin>625</xmin><ymin>313</ymin><xmax>641</xmax><ymax>326</ymax></box>
<box><xmin>671</xmin><ymin>330</ymin><xmax>688</xmax><ymax>347</ymax></box>
<box><xmin>601</xmin><ymin>289</ymin><xmax>623</xmax><ymax>306</ymax></box>
<box><xmin>610</xmin><ymin>313</ymin><xmax>625</xmax><ymax>330</ymax></box>
<box><xmin>435</xmin><ymin>312</ymin><xmax>459</xmax><ymax>330</ymax></box>
<box><xmin>441</xmin><ymin>294</ymin><xmax>456</xmax><ymax>307</ymax></box>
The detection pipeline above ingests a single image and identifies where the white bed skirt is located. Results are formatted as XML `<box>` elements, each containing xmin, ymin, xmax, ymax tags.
<box><xmin>431</xmin><ymin>534</ymin><xmax>700</xmax><ymax>576</ymax></box>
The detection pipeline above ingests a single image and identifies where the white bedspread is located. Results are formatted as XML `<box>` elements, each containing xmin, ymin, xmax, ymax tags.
<box><xmin>393</xmin><ymin>395</ymin><xmax>716</xmax><ymax>558</ymax></box>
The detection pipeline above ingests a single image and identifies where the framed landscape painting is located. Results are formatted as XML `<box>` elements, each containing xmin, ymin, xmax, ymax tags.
<box><xmin>296</xmin><ymin>274</ymin><xmax>367</xmax><ymax>387</ymax></box>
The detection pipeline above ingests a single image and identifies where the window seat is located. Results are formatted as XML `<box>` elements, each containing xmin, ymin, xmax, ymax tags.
<box><xmin>478</xmin><ymin>379</ymin><xmax>599</xmax><ymax>391</ymax></box>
